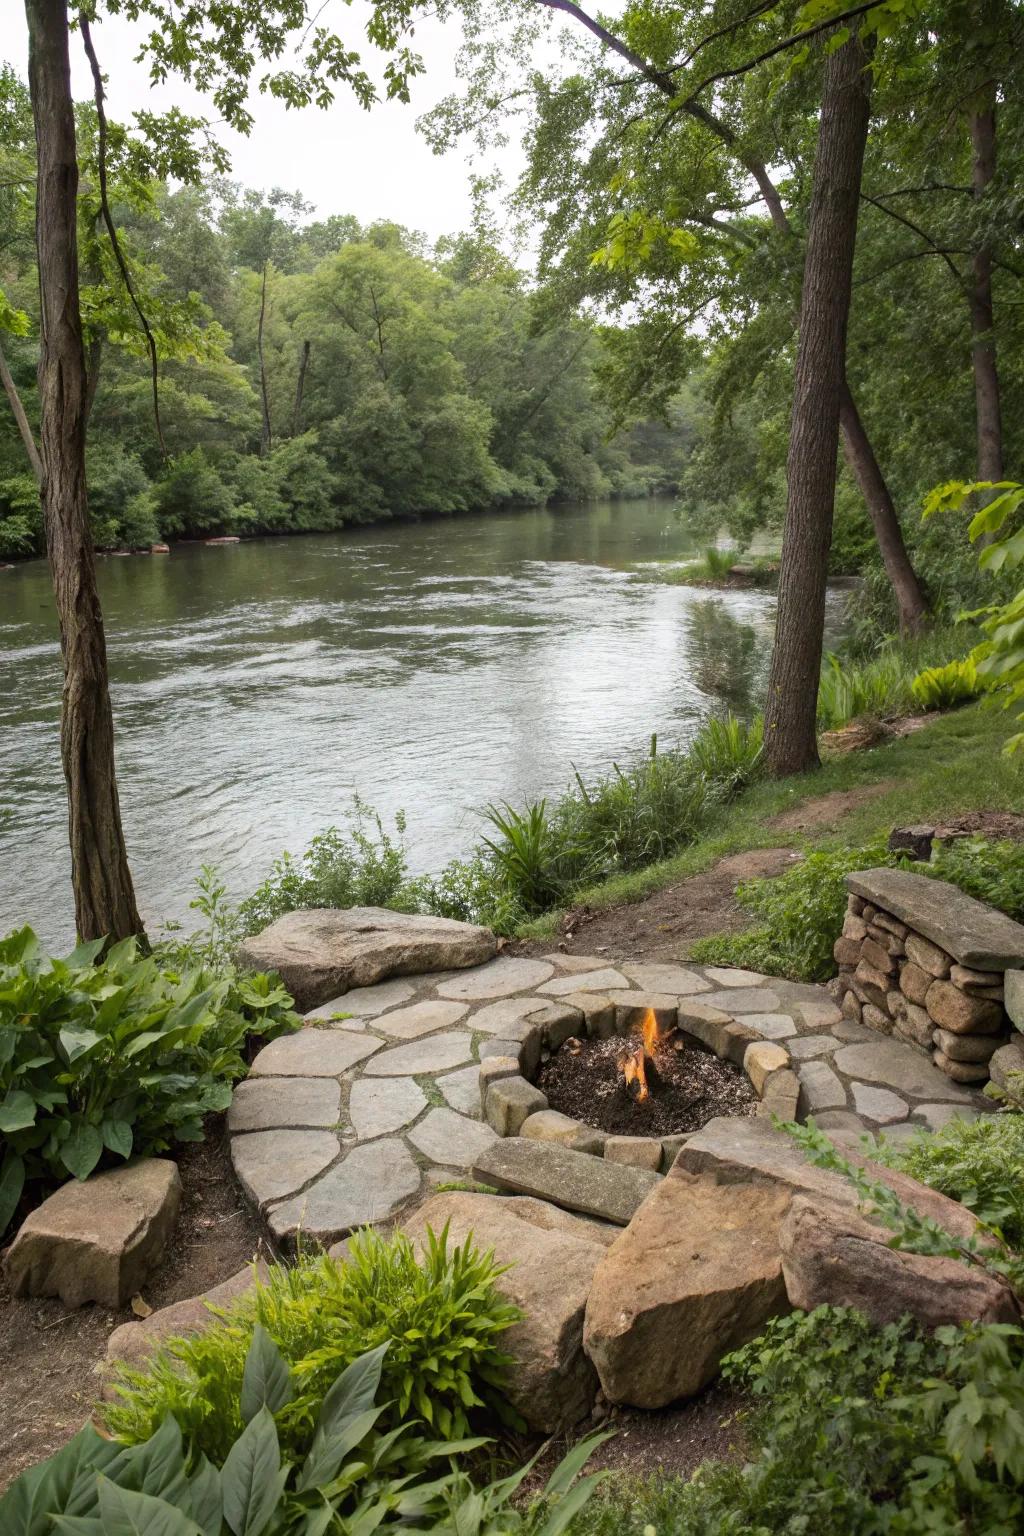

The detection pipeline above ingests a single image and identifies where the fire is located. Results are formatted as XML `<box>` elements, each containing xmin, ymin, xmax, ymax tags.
<box><xmin>620</xmin><ymin>1008</ymin><xmax>664</xmax><ymax>1104</ymax></box>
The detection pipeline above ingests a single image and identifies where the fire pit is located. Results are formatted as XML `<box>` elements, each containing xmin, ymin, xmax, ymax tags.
<box><xmin>538</xmin><ymin>1008</ymin><xmax>757</xmax><ymax>1139</ymax></box>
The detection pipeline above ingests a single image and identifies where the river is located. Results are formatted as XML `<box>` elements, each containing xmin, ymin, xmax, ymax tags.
<box><xmin>0</xmin><ymin>497</ymin><xmax>846</xmax><ymax>946</ymax></box>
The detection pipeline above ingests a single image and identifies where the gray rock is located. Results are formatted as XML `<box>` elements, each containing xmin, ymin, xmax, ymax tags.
<box><xmin>470</xmin><ymin>997</ymin><xmax>551</xmax><ymax>1035</ymax></box>
<box><xmin>374</xmin><ymin>999</ymin><xmax>470</xmax><ymax>1040</ymax></box>
<box><xmin>238</xmin><ymin>907</ymin><xmax>497</xmax><ymax>1010</ymax></box>
<box><xmin>797</xmin><ymin>1060</ymin><xmax>847</xmax><ymax>1113</ymax></box>
<box><xmin>538</xmin><ymin>968</ymin><xmax>630</xmax><ymax>997</ymax></box>
<box><xmin>932</xmin><ymin>1028</ymin><xmax>1002</xmax><ymax>1063</ymax></box>
<box><xmin>5</xmin><ymin>1159</ymin><xmax>181</xmax><ymax>1309</ymax></box>
<box><xmin>989</xmin><ymin>1038</ymin><xmax>1024</xmax><ymax>1092</ymax></box>
<box><xmin>677</xmin><ymin>1117</ymin><xmax>858</xmax><ymax>1206</ymax></box>
<box><xmin>228</xmin><ymin>1076</ymin><xmax>342</xmax><ymax>1133</ymax></box>
<box><xmin>521</xmin><ymin>1110</ymin><xmax>587</xmax><ymax>1145</ymax></box>
<box><xmin>404</xmin><ymin>1193</ymin><xmax>615</xmax><ymax>1431</ymax></box>
<box><xmin>436</xmin><ymin>1063</ymin><xmax>485</xmax><ymax>1116</ymax></box>
<box><xmin>305</xmin><ymin>978</ymin><xmax>417</xmax><ymax>1020</ymax></box>
<box><xmin>607</xmin><ymin>992</ymin><xmax>678</xmax><ymax>1031</ymax></box>
<box><xmin>530</xmin><ymin>1001</ymin><xmax>584</xmax><ymax>1050</ymax></box>
<box><xmin>472</xmin><ymin>1139</ymin><xmax>660</xmax><ymax>1225</ymax></box>
<box><xmin>232</xmin><ymin>1129</ymin><xmax>340</xmax><ymax>1210</ymax></box>
<box><xmin>845</xmin><ymin>868</ymin><xmax>1024</xmax><ymax>971</ymax></box>
<box><xmin>677</xmin><ymin>1003</ymin><xmax>752</xmax><ymax>1064</ymax></box>
<box><xmin>743</xmin><ymin>1012</ymin><xmax>797</xmax><ymax>1040</ymax></box>
<box><xmin>436</xmin><ymin>957</ymin><xmax>555</xmax><ymax>1000</ymax></box>
<box><xmin>408</xmin><ymin>1108</ymin><xmax>499</xmax><ymax>1168</ymax></box>
<box><xmin>701</xmin><ymin>966</ymin><xmax>771</xmax><ymax>987</ymax></box>
<box><xmin>1005</xmin><ymin>970</ymin><xmax>1024</xmax><ymax>1028</ymax></box>
<box><xmin>349</xmin><ymin>1077</ymin><xmax>426</xmax><ymax>1138</ymax></box>
<box><xmin>603</xmin><ymin>1136</ymin><xmax>662</xmax><ymax>1171</ymax></box>
<box><xmin>619</xmin><ymin>964</ymin><xmax>711</xmax><ymax>995</ymax></box>
<box><xmin>787</xmin><ymin>1034</ymin><xmax>838</xmax><ymax>1060</ymax></box>
<box><xmin>834</xmin><ymin>1039</ymin><xmax>977</xmax><ymax>1101</ymax></box>
<box><xmin>559</xmin><ymin>992</ymin><xmax>618</xmax><ymax>1039</ymax></box>
<box><xmin>832</xmin><ymin>1017</ymin><xmax>876</xmax><ymax>1043</ymax></box>
<box><xmin>932</xmin><ymin>1050</ymin><xmax>991</xmax><ymax>1083</ymax></box>
<box><xmin>702</xmin><ymin>988</ymin><xmax>783</xmax><ymax>1014</ymax></box>
<box><xmin>542</xmin><ymin>952</ymin><xmax>616</xmax><ymax>972</ymax></box>
<box><xmin>484</xmin><ymin>1076</ymin><xmax>548</xmax><ymax>1136</ymax></box>
<box><xmin>914</xmin><ymin>1103</ymin><xmax>982</xmax><ymax>1131</ymax></box>
<box><xmin>362</xmin><ymin>1031</ymin><xmax>475</xmax><ymax>1077</ymax></box>
<box><xmin>249</xmin><ymin>1028</ymin><xmax>382</xmax><ymax>1078</ymax></box>
<box><xmin>850</xmin><ymin>1083</ymin><xmax>909</xmax><ymax>1125</ymax></box>
<box><xmin>477</xmin><ymin>1055</ymin><xmax>522</xmax><ymax>1109</ymax></box>
<box><xmin>268</xmin><ymin>1139</ymin><xmax>421</xmax><ymax>1245</ymax></box>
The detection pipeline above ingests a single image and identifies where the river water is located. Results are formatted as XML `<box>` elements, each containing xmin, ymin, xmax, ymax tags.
<box><xmin>0</xmin><ymin>497</ymin><xmax>845</xmax><ymax>946</ymax></box>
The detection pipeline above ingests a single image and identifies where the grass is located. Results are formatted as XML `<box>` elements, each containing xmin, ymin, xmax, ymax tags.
<box><xmin>632</xmin><ymin>547</ymin><xmax>779</xmax><ymax>586</ymax></box>
<box><xmin>517</xmin><ymin>702</ymin><xmax>1020</xmax><ymax>938</ymax></box>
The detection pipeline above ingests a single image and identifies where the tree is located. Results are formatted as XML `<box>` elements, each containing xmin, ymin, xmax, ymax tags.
<box><xmin>763</xmin><ymin>28</ymin><xmax>873</xmax><ymax>775</ymax></box>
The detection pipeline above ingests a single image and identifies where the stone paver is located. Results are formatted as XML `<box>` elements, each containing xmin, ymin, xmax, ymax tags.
<box><xmin>408</xmin><ymin>1108</ymin><xmax>498</xmax><ymax>1167</ymax></box>
<box><xmin>250</xmin><ymin>1028</ymin><xmax>381</xmax><ymax>1077</ymax></box>
<box><xmin>363</xmin><ymin>1031</ymin><xmax>475</xmax><ymax>1076</ymax></box>
<box><xmin>227</xmin><ymin>948</ymin><xmax>1001</xmax><ymax>1253</ymax></box>
<box><xmin>374</xmin><ymin>999</ymin><xmax>470</xmax><ymax>1039</ymax></box>
<box><xmin>349</xmin><ymin>1077</ymin><xmax>426</xmax><ymax>1138</ymax></box>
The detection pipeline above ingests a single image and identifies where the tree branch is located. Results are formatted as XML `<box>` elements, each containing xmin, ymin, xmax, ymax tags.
<box><xmin>860</xmin><ymin>191</ymin><xmax>964</xmax><ymax>285</ymax></box>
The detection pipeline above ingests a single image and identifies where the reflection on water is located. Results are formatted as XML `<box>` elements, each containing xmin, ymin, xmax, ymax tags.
<box><xmin>0</xmin><ymin>498</ymin><xmax>846</xmax><ymax>944</ymax></box>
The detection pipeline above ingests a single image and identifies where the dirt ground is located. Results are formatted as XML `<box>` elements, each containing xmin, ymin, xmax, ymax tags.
<box><xmin>766</xmin><ymin>780</ymin><xmax>900</xmax><ymax>834</ymax></box>
<box><xmin>0</xmin><ymin>1121</ymin><xmax>267</xmax><ymax>1492</ymax></box>
<box><xmin>525</xmin><ymin>847</ymin><xmax>801</xmax><ymax>962</ymax></box>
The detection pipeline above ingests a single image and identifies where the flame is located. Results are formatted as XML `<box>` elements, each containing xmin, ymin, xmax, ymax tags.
<box><xmin>620</xmin><ymin>1009</ymin><xmax>663</xmax><ymax>1104</ymax></box>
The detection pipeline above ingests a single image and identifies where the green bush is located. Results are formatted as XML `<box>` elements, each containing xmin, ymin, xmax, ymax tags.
<box><xmin>877</xmin><ymin>1111</ymin><xmax>1024</xmax><ymax>1253</ymax></box>
<box><xmin>816</xmin><ymin>649</ymin><xmax>916</xmax><ymax>730</ymax></box>
<box><xmin>687</xmin><ymin>712</ymin><xmax>763</xmax><ymax>795</ymax></box>
<box><xmin>689</xmin><ymin>839</ymin><xmax>895</xmax><ymax>981</ymax></box>
<box><xmin>911</xmin><ymin>655</ymin><xmax>987</xmax><ymax>711</ymax></box>
<box><xmin>0</xmin><ymin>926</ymin><xmax>299</xmax><ymax>1234</ymax></box>
<box><xmin>924</xmin><ymin>836</ymin><xmax>1024</xmax><ymax>924</ymax></box>
<box><xmin>105</xmin><ymin>1225</ymin><xmax>522</xmax><ymax>1462</ymax></box>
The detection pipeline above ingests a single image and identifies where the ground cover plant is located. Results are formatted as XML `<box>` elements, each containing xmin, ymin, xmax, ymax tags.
<box><xmin>0</xmin><ymin>926</ymin><xmax>299</xmax><ymax>1235</ymax></box>
<box><xmin>105</xmin><ymin>1226</ymin><xmax>522</xmax><ymax>1461</ymax></box>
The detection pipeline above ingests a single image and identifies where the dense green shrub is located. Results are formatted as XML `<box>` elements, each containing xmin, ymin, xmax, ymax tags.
<box><xmin>911</xmin><ymin>655</ymin><xmax>988</xmax><ymax>711</ymax></box>
<box><xmin>924</xmin><ymin>836</ymin><xmax>1024</xmax><ymax>924</ymax></box>
<box><xmin>105</xmin><ymin>1225</ymin><xmax>522</xmax><ymax>1462</ymax></box>
<box><xmin>0</xmin><ymin>926</ymin><xmax>299</xmax><ymax>1234</ymax></box>
<box><xmin>877</xmin><ymin>1111</ymin><xmax>1024</xmax><ymax>1254</ymax></box>
<box><xmin>687</xmin><ymin>712</ymin><xmax>763</xmax><ymax>795</ymax></box>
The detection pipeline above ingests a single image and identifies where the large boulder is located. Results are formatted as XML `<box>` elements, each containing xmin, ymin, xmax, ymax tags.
<box><xmin>104</xmin><ymin>1260</ymin><xmax>270</xmax><ymax>1384</ymax></box>
<box><xmin>4</xmin><ymin>1159</ymin><xmax>181</xmax><ymax>1309</ymax></box>
<box><xmin>403</xmin><ymin>1192</ymin><xmax>616</xmax><ymax>1431</ymax></box>
<box><xmin>583</xmin><ymin>1169</ymin><xmax>791</xmax><ymax>1408</ymax></box>
<box><xmin>781</xmin><ymin>1195</ymin><xmax>1019</xmax><ymax>1327</ymax></box>
<box><xmin>237</xmin><ymin>907</ymin><xmax>497</xmax><ymax>1011</ymax></box>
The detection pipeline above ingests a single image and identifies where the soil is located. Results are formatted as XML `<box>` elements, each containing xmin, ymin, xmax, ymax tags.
<box><xmin>935</xmin><ymin>810</ymin><xmax>1024</xmax><ymax>842</ymax></box>
<box><xmin>520</xmin><ymin>847</ymin><xmax>801</xmax><ymax>963</ymax></box>
<box><xmin>537</xmin><ymin>1034</ymin><xmax>756</xmax><ymax>1137</ymax></box>
<box><xmin>0</xmin><ymin>1119</ymin><xmax>268</xmax><ymax>1493</ymax></box>
<box><xmin>766</xmin><ymin>779</ymin><xmax>901</xmax><ymax>833</ymax></box>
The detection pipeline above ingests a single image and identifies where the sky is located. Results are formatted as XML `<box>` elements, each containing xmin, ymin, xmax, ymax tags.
<box><xmin>2</xmin><ymin>2</ymin><xmax>554</xmax><ymax>246</ymax></box>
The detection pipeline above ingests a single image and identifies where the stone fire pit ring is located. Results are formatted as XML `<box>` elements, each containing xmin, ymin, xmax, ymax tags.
<box><xmin>478</xmin><ymin>992</ymin><xmax>802</xmax><ymax>1172</ymax></box>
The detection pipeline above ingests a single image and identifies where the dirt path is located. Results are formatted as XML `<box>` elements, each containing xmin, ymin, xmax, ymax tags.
<box><xmin>766</xmin><ymin>780</ymin><xmax>900</xmax><ymax>834</ymax></box>
<box><xmin>0</xmin><ymin>1123</ymin><xmax>268</xmax><ymax>1492</ymax></box>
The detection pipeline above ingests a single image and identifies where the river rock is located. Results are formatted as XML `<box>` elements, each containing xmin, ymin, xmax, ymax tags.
<box><xmin>781</xmin><ymin>1195</ymin><xmax>1018</xmax><ymax>1328</ymax></box>
<box><xmin>404</xmin><ymin>1193</ymin><xmax>615</xmax><ymax>1430</ymax></box>
<box><xmin>583</xmin><ymin>1169</ymin><xmax>791</xmax><ymax>1407</ymax></box>
<box><xmin>4</xmin><ymin>1159</ymin><xmax>181</xmax><ymax>1309</ymax></box>
<box><xmin>237</xmin><ymin>907</ymin><xmax>497</xmax><ymax>1010</ymax></box>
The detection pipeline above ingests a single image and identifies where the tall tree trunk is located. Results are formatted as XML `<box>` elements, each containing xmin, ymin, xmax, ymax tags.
<box><xmin>968</xmin><ymin>82</ymin><xmax>1002</xmax><ymax>482</ymax></box>
<box><xmin>838</xmin><ymin>383</ymin><xmax>928</xmax><ymax>632</ymax></box>
<box><xmin>763</xmin><ymin>32</ymin><xmax>872</xmax><ymax>778</ymax></box>
<box><xmin>292</xmin><ymin>338</ymin><xmax>310</xmax><ymax>436</ymax></box>
<box><xmin>0</xmin><ymin>334</ymin><xmax>43</xmax><ymax>484</ymax></box>
<box><xmin>25</xmin><ymin>0</ymin><xmax>143</xmax><ymax>942</ymax></box>
<box><xmin>258</xmin><ymin>260</ymin><xmax>272</xmax><ymax>457</ymax></box>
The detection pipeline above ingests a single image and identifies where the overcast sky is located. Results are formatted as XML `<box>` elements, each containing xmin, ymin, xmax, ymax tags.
<box><xmin>2</xmin><ymin>3</ymin><xmax>562</xmax><ymax>245</ymax></box>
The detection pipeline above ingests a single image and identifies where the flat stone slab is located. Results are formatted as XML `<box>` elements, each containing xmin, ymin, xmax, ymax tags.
<box><xmin>4</xmin><ymin>1159</ymin><xmax>181</xmax><ymax>1309</ymax></box>
<box><xmin>744</xmin><ymin>1012</ymin><xmax>797</xmax><ymax>1040</ymax></box>
<box><xmin>348</xmin><ymin>1077</ymin><xmax>426</xmax><ymax>1138</ymax></box>
<box><xmin>306</xmin><ymin>978</ymin><xmax>417</xmax><ymax>1020</ymax></box>
<box><xmin>407</xmin><ymin>1108</ymin><xmax>498</xmax><ymax>1167</ymax></box>
<box><xmin>798</xmin><ymin>1060</ymin><xmax>847</xmax><ymax>1112</ymax></box>
<box><xmin>228</xmin><ymin>1076</ymin><xmax>342</xmax><ymax>1133</ymax></box>
<box><xmin>436</xmin><ymin>1063</ymin><xmax>483</xmax><ymax>1116</ymax></box>
<box><xmin>538</xmin><ymin>968</ymin><xmax>629</xmax><ymax>996</ymax></box>
<box><xmin>834</xmin><ymin>1040</ymin><xmax>978</xmax><ymax>1102</ymax></box>
<box><xmin>268</xmin><ymin>1139</ymin><xmax>421</xmax><ymax>1244</ymax></box>
<box><xmin>851</xmin><ymin>1083</ymin><xmax>909</xmax><ymax>1125</ymax></box>
<box><xmin>249</xmin><ymin>1028</ymin><xmax>381</xmax><ymax>1077</ymax></box>
<box><xmin>470</xmin><ymin>996</ymin><xmax>551</xmax><ymax>1035</ymax></box>
<box><xmin>238</xmin><ymin>906</ymin><xmax>497</xmax><ymax>1010</ymax></box>
<box><xmin>436</xmin><ymin>957</ymin><xmax>554</xmax><ymax>1000</ymax></box>
<box><xmin>619</xmin><ymin>963</ymin><xmax>711</xmax><ymax>995</ymax></box>
<box><xmin>676</xmin><ymin>1117</ymin><xmax>858</xmax><ymax>1206</ymax></box>
<box><xmin>788</xmin><ymin>1035</ymin><xmax>838</xmax><ymax>1060</ymax></box>
<box><xmin>472</xmin><ymin>1139</ymin><xmax>660</xmax><ymax>1226</ymax></box>
<box><xmin>702</xmin><ymin>967</ymin><xmax>771</xmax><ymax>987</ymax></box>
<box><xmin>702</xmin><ymin>988</ymin><xmax>782</xmax><ymax>1014</ymax></box>
<box><xmin>846</xmin><ymin>867</ymin><xmax>1024</xmax><ymax>970</ymax></box>
<box><xmin>362</xmin><ymin>1030</ymin><xmax>475</xmax><ymax>1077</ymax></box>
<box><xmin>374</xmin><ymin>999</ymin><xmax>470</xmax><ymax>1039</ymax></box>
<box><xmin>232</xmin><ymin>1129</ymin><xmax>340</xmax><ymax>1209</ymax></box>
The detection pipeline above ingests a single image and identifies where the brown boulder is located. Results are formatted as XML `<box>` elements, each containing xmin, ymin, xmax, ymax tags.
<box><xmin>925</xmin><ymin>980</ymin><xmax>1003</xmax><ymax>1036</ymax></box>
<box><xmin>861</xmin><ymin>938</ymin><xmax>898</xmax><ymax>975</ymax></box>
<box><xmin>781</xmin><ymin>1195</ymin><xmax>1018</xmax><ymax>1328</ymax></box>
<box><xmin>4</xmin><ymin>1159</ymin><xmax>181</xmax><ymax>1309</ymax></box>
<box><xmin>104</xmin><ymin>1261</ymin><xmax>270</xmax><ymax>1386</ymax></box>
<box><xmin>583</xmin><ymin>1170</ymin><xmax>791</xmax><ymax>1407</ymax></box>
<box><xmin>404</xmin><ymin>1193</ymin><xmax>615</xmax><ymax>1430</ymax></box>
<box><xmin>899</xmin><ymin>963</ymin><xmax>933</xmax><ymax>1006</ymax></box>
<box><xmin>905</xmin><ymin>933</ymin><xmax>952</xmax><ymax>979</ymax></box>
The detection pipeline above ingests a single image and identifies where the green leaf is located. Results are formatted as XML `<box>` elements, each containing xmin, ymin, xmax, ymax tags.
<box><xmin>0</xmin><ymin>1423</ymin><xmax>123</xmax><ymax>1532</ymax></box>
<box><xmin>296</xmin><ymin>1406</ymin><xmax>381</xmax><ymax>1494</ymax></box>
<box><xmin>59</xmin><ymin>1026</ymin><xmax>104</xmax><ymax>1065</ymax></box>
<box><xmin>102</xmin><ymin>1119</ymin><xmax>134</xmax><ymax>1160</ymax></box>
<box><xmin>543</xmin><ymin>1432</ymin><xmax>614</xmax><ymax>1499</ymax></box>
<box><xmin>60</xmin><ymin>1123</ymin><xmax>104</xmax><ymax>1181</ymax></box>
<box><xmin>534</xmin><ymin>1471</ymin><xmax>610</xmax><ymax>1536</ymax></box>
<box><xmin>184</xmin><ymin>1459</ymin><xmax>221</xmax><ymax>1536</ymax></box>
<box><xmin>95</xmin><ymin>1478</ymin><xmax>203</xmax><ymax>1536</ymax></box>
<box><xmin>0</xmin><ymin>1152</ymin><xmax>25</xmax><ymax>1236</ymax></box>
<box><xmin>240</xmin><ymin>1324</ymin><xmax>293</xmax><ymax>1425</ymax></box>
<box><xmin>0</xmin><ymin>1090</ymin><xmax>38</xmax><ymax>1134</ymax></box>
<box><xmin>221</xmin><ymin>1407</ymin><xmax>283</xmax><ymax>1536</ymax></box>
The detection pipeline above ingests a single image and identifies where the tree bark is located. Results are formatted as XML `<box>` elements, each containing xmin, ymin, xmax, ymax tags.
<box><xmin>292</xmin><ymin>338</ymin><xmax>310</xmax><ymax>436</ymax></box>
<box><xmin>763</xmin><ymin>32</ymin><xmax>872</xmax><ymax>777</ymax></box>
<box><xmin>0</xmin><ymin>334</ymin><xmax>43</xmax><ymax>484</ymax></box>
<box><xmin>25</xmin><ymin>0</ymin><xmax>143</xmax><ymax>942</ymax></box>
<box><xmin>968</xmin><ymin>84</ymin><xmax>1002</xmax><ymax>482</ymax></box>
<box><xmin>838</xmin><ymin>382</ymin><xmax>928</xmax><ymax>632</ymax></box>
<box><xmin>258</xmin><ymin>260</ymin><xmax>272</xmax><ymax>456</ymax></box>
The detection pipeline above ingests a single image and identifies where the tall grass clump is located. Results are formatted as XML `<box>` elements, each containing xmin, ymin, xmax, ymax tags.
<box><xmin>818</xmin><ymin>625</ymin><xmax>985</xmax><ymax>730</ymax></box>
<box><xmin>688</xmin><ymin>712</ymin><xmax>763</xmax><ymax>794</ymax></box>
